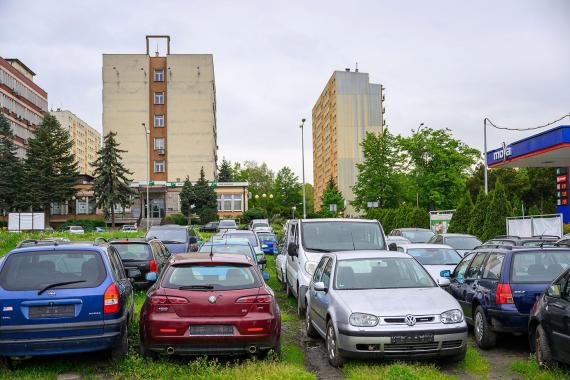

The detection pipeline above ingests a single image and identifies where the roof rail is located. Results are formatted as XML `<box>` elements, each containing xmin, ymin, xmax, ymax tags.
<box><xmin>16</xmin><ymin>238</ymin><xmax>71</xmax><ymax>248</ymax></box>
<box><xmin>531</xmin><ymin>235</ymin><xmax>560</xmax><ymax>239</ymax></box>
<box><xmin>494</xmin><ymin>235</ymin><xmax>521</xmax><ymax>240</ymax></box>
<box><xmin>94</xmin><ymin>237</ymin><xmax>108</xmax><ymax>246</ymax></box>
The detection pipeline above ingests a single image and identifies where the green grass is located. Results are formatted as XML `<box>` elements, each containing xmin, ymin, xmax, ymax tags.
<box><xmin>343</xmin><ymin>361</ymin><xmax>458</xmax><ymax>380</ymax></box>
<box><xmin>511</xmin><ymin>355</ymin><xmax>570</xmax><ymax>380</ymax></box>
<box><xmin>460</xmin><ymin>346</ymin><xmax>489</xmax><ymax>379</ymax></box>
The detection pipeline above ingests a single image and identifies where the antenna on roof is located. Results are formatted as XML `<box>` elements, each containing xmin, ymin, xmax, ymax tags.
<box><xmin>209</xmin><ymin>233</ymin><xmax>214</xmax><ymax>259</ymax></box>
<box><xmin>355</xmin><ymin>61</ymin><xmax>359</xmax><ymax>72</ymax></box>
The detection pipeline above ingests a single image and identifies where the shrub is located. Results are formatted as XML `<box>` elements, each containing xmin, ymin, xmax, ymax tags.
<box><xmin>243</xmin><ymin>208</ymin><xmax>267</xmax><ymax>223</ymax></box>
<box><xmin>164</xmin><ymin>213</ymin><xmax>188</xmax><ymax>226</ymax></box>
<box><xmin>481</xmin><ymin>181</ymin><xmax>512</xmax><ymax>241</ymax></box>
<box><xmin>449</xmin><ymin>191</ymin><xmax>473</xmax><ymax>233</ymax></box>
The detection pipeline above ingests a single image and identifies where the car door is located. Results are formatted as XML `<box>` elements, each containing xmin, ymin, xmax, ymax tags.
<box><xmin>312</xmin><ymin>258</ymin><xmax>333</xmax><ymax>331</ymax></box>
<box><xmin>546</xmin><ymin>272</ymin><xmax>570</xmax><ymax>359</ymax></box>
<box><xmin>286</xmin><ymin>221</ymin><xmax>299</xmax><ymax>292</ymax></box>
<box><xmin>461</xmin><ymin>252</ymin><xmax>488</xmax><ymax>321</ymax></box>
<box><xmin>478</xmin><ymin>253</ymin><xmax>505</xmax><ymax>309</ymax></box>
<box><xmin>448</xmin><ymin>253</ymin><xmax>474</xmax><ymax>302</ymax></box>
<box><xmin>308</xmin><ymin>257</ymin><xmax>329</xmax><ymax>332</ymax></box>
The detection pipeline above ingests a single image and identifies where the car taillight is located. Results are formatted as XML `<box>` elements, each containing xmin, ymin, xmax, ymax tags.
<box><xmin>149</xmin><ymin>259</ymin><xmax>158</xmax><ymax>273</ymax></box>
<box><xmin>149</xmin><ymin>295</ymin><xmax>188</xmax><ymax>312</ymax></box>
<box><xmin>236</xmin><ymin>294</ymin><xmax>273</xmax><ymax>304</ymax></box>
<box><xmin>104</xmin><ymin>283</ymin><xmax>120</xmax><ymax>314</ymax></box>
<box><xmin>496</xmin><ymin>283</ymin><xmax>514</xmax><ymax>304</ymax></box>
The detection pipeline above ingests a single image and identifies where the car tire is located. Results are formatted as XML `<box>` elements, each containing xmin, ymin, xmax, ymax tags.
<box><xmin>108</xmin><ymin>325</ymin><xmax>129</xmax><ymax>361</ymax></box>
<box><xmin>139</xmin><ymin>343</ymin><xmax>157</xmax><ymax>360</ymax></box>
<box><xmin>473</xmin><ymin>306</ymin><xmax>496</xmax><ymax>349</ymax></box>
<box><xmin>306</xmin><ymin>308</ymin><xmax>319</xmax><ymax>338</ymax></box>
<box><xmin>326</xmin><ymin>320</ymin><xmax>345</xmax><ymax>368</ymax></box>
<box><xmin>280</xmin><ymin>271</ymin><xmax>287</xmax><ymax>290</ymax></box>
<box><xmin>535</xmin><ymin>324</ymin><xmax>557</xmax><ymax>369</ymax></box>
<box><xmin>0</xmin><ymin>356</ymin><xmax>13</xmax><ymax>370</ymax></box>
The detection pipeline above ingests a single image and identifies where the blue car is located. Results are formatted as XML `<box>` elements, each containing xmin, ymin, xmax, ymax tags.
<box><xmin>257</xmin><ymin>232</ymin><xmax>279</xmax><ymax>255</ymax></box>
<box><xmin>443</xmin><ymin>247</ymin><xmax>570</xmax><ymax>349</ymax></box>
<box><xmin>146</xmin><ymin>225</ymin><xmax>197</xmax><ymax>254</ymax></box>
<box><xmin>0</xmin><ymin>241</ymin><xmax>134</xmax><ymax>368</ymax></box>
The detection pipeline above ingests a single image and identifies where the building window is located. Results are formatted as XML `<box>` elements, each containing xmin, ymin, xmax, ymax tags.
<box><xmin>154</xmin><ymin>92</ymin><xmax>164</xmax><ymax>105</ymax></box>
<box><xmin>223</xmin><ymin>194</ymin><xmax>233</xmax><ymax>211</ymax></box>
<box><xmin>217</xmin><ymin>193</ymin><xmax>243</xmax><ymax>211</ymax></box>
<box><xmin>154</xmin><ymin>160</ymin><xmax>165</xmax><ymax>173</ymax></box>
<box><xmin>154</xmin><ymin>137</ymin><xmax>164</xmax><ymax>150</ymax></box>
<box><xmin>154</xmin><ymin>114</ymin><xmax>164</xmax><ymax>127</ymax></box>
<box><xmin>217</xmin><ymin>195</ymin><xmax>222</xmax><ymax>211</ymax></box>
<box><xmin>233</xmin><ymin>194</ymin><xmax>242</xmax><ymax>211</ymax></box>
<box><xmin>154</xmin><ymin>69</ymin><xmax>164</xmax><ymax>82</ymax></box>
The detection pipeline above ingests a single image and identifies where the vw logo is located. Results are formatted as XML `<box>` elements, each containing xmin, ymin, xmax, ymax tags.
<box><xmin>47</xmin><ymin>290</ymin><xmax>56</xmax><ymax>297</ymax></box>
<box><xmin>405</xmin><ymin>315</ymin><xmax>416</xmax><ymax>326</ymax></box>
<box><xmin>208</xmin><ymin>296</ymin><xmax>217</xmax><ymax>304</ymax></box>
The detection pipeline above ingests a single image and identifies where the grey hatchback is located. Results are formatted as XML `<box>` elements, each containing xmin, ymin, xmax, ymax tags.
<box><xmin>305</xmin><ymin>251</ymin><xmax>467</xmax><ymax>367</ymax></box>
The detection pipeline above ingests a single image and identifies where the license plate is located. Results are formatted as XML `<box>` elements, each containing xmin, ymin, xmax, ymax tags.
<box><xmin>127</xmin><ymin>269</ymin><xmax>141</xmax><ymax>277</ymax></box>
<box><xmin>390</xmin><ymin>332</ymin><xmax>434</xmax><ymax>344</ymax></box>
<box><xmin>29</xmin><ymin>304</ymin><xmax>75</xmax><ymax>319</ymax></box>
<box><xmin>188</xmin><ymin>325</ymin><xmax>233</xmax><ymax>336</ymax></box>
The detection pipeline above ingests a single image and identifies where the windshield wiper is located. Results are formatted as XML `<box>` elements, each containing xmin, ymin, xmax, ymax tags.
<box><xmin>306</xmin><ymin>248</ymin><xmax>332</xmax><ymax>253</ymax></box>
<box><xmin>38</xmin><ymin>280</ymin><xmax>86</xmax><ymax>295</ymax></box>
<box><xmin>178</xmin><ymin>285</ymin><xmax>214</xmax><ymax>290</ymax></box>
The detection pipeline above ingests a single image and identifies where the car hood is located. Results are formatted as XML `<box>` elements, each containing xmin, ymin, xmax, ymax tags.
<box><xmin>335</xmin><ymin>287</ymin><xmax>460</xmax><ymax>316</ymax></box>
<box><xmin>423</xmin><ymin>265</ymin><xmax>457</xmax><ymax>281</ymax></box>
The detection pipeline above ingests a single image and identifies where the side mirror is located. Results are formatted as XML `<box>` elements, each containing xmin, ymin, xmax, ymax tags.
<box><xmin>288</xmin><ymin>242</ymin><xmax>298</xmax><ymax>257</ymax></box>
<box><xmin>440</xmin><ymin>270</ymin><xmax>452</xmax><ymax>278</ymax></box>
<box><xmin>388</xmin><ymin>243</ymin><xmax>398</xmax><ymax>251</ymax></box>
<box><xmin>547</xmin><ymin>284</ymin><xmax>561</xmax><ymax>298</ymax></box>
<box><xmin>262</xmin><ymin>271</ymin><xmax>270</xmax><ymax>281</ymax></box>
<box><xmin>438</xmin><ymin>278</ymin><xmax>451</xmax><ymax>287</ymax></box>
<box><xmin>145</xmin><ymin>272</ymin><xmax>158</xmax><ymax>283</ymax></box>
<box><xmin>314</xmin><ymin>282</ymin><xmax>327</xmax><ymax>292</ymax></box>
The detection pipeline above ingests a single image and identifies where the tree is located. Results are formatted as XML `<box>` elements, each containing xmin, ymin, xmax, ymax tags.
<box><xmin>468</xmin><ymin>189</ymin><xmax>489</xmax><ymax>239</ymax></box>
<box><xmin>233</xmin><ymin>161</ymin><xmax>274</xmax><ymax>208</ymax></box>
<box><xmin>272</xmin><ymin>166</ymin><xmax>302</xmax><ymax>212</ymax></box>
<box><xmin>448</xmin><ymin>191</ymin><xmax>473</xmax><ymax>233</ymax></box>
<box><xmin>217</xmin><ymin>158</ymin><xmax>233</xmax><ymax>182</ymax></box>
<box><xmin>179</xmin><ymin>176</ymin><xmax>195</xmax><ymax>223</ymax></box>
<box><xmin>92</xmin><ymin>131</ymin><xmax>135</xmax><ymax>228</ymax></box>
<box><xmin>482</xmin><ymin>181</ymin><xmax>512</xmax><ymax>241</ymax></box>
<box><xmin>0</xmin><ymin>112</ymin><xmax>23</xmax><ymax>213</ymax></box>
<box><xmin>192</xmin><ymin>167</ymin><xmax>218</xmax><ymax>224</ymax></box>
<box><xmin>319</xmin><ymin>177</ymin><xmax>345</xmax><ymax>217</ymax></box>
<box><xmin>352</xmin><ymin>130</ymin><xmax>403</xmax><ymax>212</ymax></box>
<box><xmin>23</xmin><ymin>114</ymin><xmax>78</xmax><ymax>225</ymax></box>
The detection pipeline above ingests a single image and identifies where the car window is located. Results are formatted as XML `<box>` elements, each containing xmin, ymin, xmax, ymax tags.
<box><xmin>453</xmin><ymin>253</ymin><xmax>475</xmax><ymax>279</ymax></box>
<box><xmin>406</xmin><ymin>248</ymin><xmax>462</xmax><ymax>265</ymax></box>
<box><xmin>198</xmin><ymin>244</ymin><xmax>254</xmax><ymax>260</ymax></box>
<box><xmin>147</xmin><ymin>228</ymin><xmax>187</xmax><ymax>243</ymax></box>
<box><xmin>162</xmin><ymin>264</ymin><xmax>260</xmax><ymax>290</ymax></box>
<box><xmin>401</xmin><ymin>230</ymin><xmax>435</xmax><ymax>243</ymax></box>
<box><xmin>446</xmin><ymin>236</ymin><xmax>482</xmax><ymax>250</ymax></box>
<box><xmin>561</xmin><ymin>273</ymin><xmax>570</xmax><ymax>302</ymax></box>
<box><xmin>482</xmin><ymin>253</ymin><xmax>505</xmax><ymax>280</ymax></box>
<box><xmin>108</xmin><ymin>247</ymin><xmax>126</xmax><ymax>280</ymax></box>
<box><xmin>0</xmin><ymin>250</ymin><xmax>107</xmax><ymax>291</ymax></box>
<box><xmin>321</xmin><ymin>259</ymin><xmax>333</xmax><ymax>288</ymax></box>
<box><xmin>112</xmin><ymin>243</ymin><xmax>153</xmax><ymax>261</ymax></box>
<box><xmin>511</xmin><ymin>250</ymin><xmax>570</xmax><ymax>283</ymax></box>
<box><xmin>465</xmin><ymin>252</ymin><xmax>487</xmax><ymax>279</ymax></box>
<box><xmin>313</xmin><ymin>257</ymin><xmax>328</xmax><ymax>282</ymax></box>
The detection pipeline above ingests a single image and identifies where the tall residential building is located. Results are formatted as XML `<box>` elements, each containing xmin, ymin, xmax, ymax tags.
<box><xmin>312</xmin><ymin>69</ymin><xmax>385</xmax><ymax>215</ymax></box>
<box><xmin>0</xmin><ymin>57</ymin><xmax>48</xmax><ymax>158</ymax></box>
<box><xmin>51</xmin><ymin>109</ymin><xmax>102</xmax><ymax>176</ymax></box>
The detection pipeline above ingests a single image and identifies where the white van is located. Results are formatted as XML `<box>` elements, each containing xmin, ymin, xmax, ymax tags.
<box><xmin>285</xmin><ymin>218</ymin><xmax>387</xmax><ymax>316</ymax></box>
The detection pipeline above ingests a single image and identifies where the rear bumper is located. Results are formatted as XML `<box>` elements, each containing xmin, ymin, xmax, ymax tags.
<box><xmin>145</xmin><ymin>337</ymin><xmax>278</xmax><ymax>356</ymax></box>
<box><xmin>487</xmin><ymin>309</ymin><xmax>528</xmax><ymax>333</ymax></box>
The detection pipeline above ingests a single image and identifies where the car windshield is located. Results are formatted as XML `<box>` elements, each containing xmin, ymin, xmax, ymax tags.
<box><xmin>334</xmin><ymin>257</ymin><xmax>435</xmax><ymax>290</ymax></box>
<box><xmin>162</xmin><ymin>264</ymin><xmax>259</xmax><ymax>290</ymax></box>
<box><xmin>198</xmin><ymin>244</ymin><xmax>255</xmax><ymax>260</ymax></box>
<box><xmin>258</xmin><ymin>233</ymin><xmax>277</xmax><ymax>242</ymax></box>
<box><xmin>0</xmin><ymin>251</ymin><xmax>107</xmax><ymax>291</ymax></box>
<box><xmin>219</xmin><ymin>220</ymin><xmax>237</xmax><ymax>228</ymax></box>
<box><xmin>112</xmin><ymin>243</ymin><xmax>153</xmax><ymax>261</ymax></box>
<box><xmin>147</xmin><ymin>228</ymin><xmax>187</xmax><ymax>243</ymax></box>
<box><xmin>401</xmin><ymin>230</ymin><xmax>435</xmax><ymax>243</ymax></box>
<box><xmin>511</xmin><ymin>250</ymin><xmax>570</xmax><ymax>283</ymax></box>
<box><xmin>406</xmin><ymin>248</ymin><xmax>462</xmax><ymax>265</ymax></box>
<box><xmin>253</xmin><ymin>223</ymin><xmax>269</xmax><ymax>229</ymax></box>
<box><xmin>224</xmin><ymin>233</ymin><xmax>258</xmax><ymax>247</ymax></box>
<box><xmin>302</xmin><ymin>222</ymin><xmax>385</xmax><ymax>252</ymax></box>
<box><xmin>445</xmin><ymin>236</ymin><xmax>481</xmax><ymax>250</ymax></box>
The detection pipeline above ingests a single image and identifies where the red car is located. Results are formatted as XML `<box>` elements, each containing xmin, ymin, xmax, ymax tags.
<box><xmin>139</xmin><ymin>253</ymin><xmax>281</xmax><ymax>357</ymax></box>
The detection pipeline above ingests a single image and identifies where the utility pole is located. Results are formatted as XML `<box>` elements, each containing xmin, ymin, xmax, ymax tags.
<box><xmin>142</xmin><ymin>123</ymin><xmax>150</xmax><ymax>231</ymax></box>
<box><xmin>300</xmin><ymin>118</ymin><xmax>307</xmax><ymax>219</ymax></box>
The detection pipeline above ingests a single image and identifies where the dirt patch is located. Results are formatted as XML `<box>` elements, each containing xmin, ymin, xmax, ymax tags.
<box><xmin>477</xmin><ymin>335</ymin><xmax>528</xmax><ymax>380</ymax></box>
<box><xmin>300</xmin><ymin>323</ymin><xmax>344</xmax><ymax>380</ymax></box>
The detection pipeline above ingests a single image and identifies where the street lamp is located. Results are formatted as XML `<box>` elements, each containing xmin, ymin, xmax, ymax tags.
<box><xmin>299</xmin><ymin>118</ymin><xmax>307</xmax><ymax>219</ymax></box>
<box><xmin>141</xmin><ymin>122</ymin><xmax>150</xmax><ymax>231</ymax></box>
<box><xmin>291</xmin><ymin>206</ymin><xmax>296</xmax><ymax>219</ymax></box>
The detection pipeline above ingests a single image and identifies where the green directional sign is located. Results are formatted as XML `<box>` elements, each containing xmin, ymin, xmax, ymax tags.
<box><xmin>149</xmin><ymin>181</ymin><xmax>155</xmax><ymax>186</ymax></box>
<box><xmin>169</xmin><ymin>182</ymin><xmax>176</xmax><ymax>188</ymax></box>
<box><xmin>210</xmin><ymin>181</ymin><xmax>217</xmax><ymax>188</ymax></box>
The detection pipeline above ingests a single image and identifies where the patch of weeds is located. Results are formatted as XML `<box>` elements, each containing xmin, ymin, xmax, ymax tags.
<box><xmin>343</xmin><ymin>361</ymin><xmax>458</xmax><ymax>380</ymax></box>
<box><xmin>460</xmin><ymin>346</ymin><xmax>489</xmax><ymax>379</ymax></box>
<box><xmin>511</xmin><ymin>355</ymin><xmax>570</xmax><ymax>380</ymax></box>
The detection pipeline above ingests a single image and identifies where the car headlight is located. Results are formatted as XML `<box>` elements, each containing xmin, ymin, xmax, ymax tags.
<box><xmin>440</xmin><ymin>309</ymin><xmax>463</xmax><ymax>324</ymax></box>
<box><xmin>349</xmin><ymin>313</ymin><xmax>379</xmax><ymax>327</ymax></box>
<box><xmin>304</xmin><ymin>261</ymin><xmax>318</xmax><ymax>275</ymax></box>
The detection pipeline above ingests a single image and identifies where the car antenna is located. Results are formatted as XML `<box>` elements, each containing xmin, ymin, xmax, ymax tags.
<box><xmin>349</xmin><ymin>231</ymin><xmax>356</xmax><ymax>251</ymax></box>
<box><xmin>209</xmin><ymin>234</ymin><xmax>214</xmax><ymax>259</ymax></box>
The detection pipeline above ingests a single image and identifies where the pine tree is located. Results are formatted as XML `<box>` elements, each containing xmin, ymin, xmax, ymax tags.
<box><xmin>468</xmin><ymin>188</ymin><xmax>489</xmax><ymax>239</ymax></box>
<box><xmin>481</xmin><ymin>181</ymin><xmax>512</xmax><ymax>241</ymax></box>
<box><xmin>449</xmin><ymin>191</ymin><xmax>474</xmax><ymax>233</ymax></box>
<box><xmin>218</xmin><ymin>159</ymin><xmax>233</xmax><ymax>182</ymax></box>
<box><xmin>92</xmin><ymin>132</ymin><xmax>135</xmax><ymax>228</ymax></box>
<box><xmin>0</xmin><ymin>112</ymin><xmax>23</xmax><ymax>213</ymax></box>
<box><xmin>193</xmin><ymin>167</ymin><xmax>218</xmax><ymax>224</ymax></box>
<box><xmin>179</xmin><ymin>176</ymin><xmax>195</xmax><ymax>222</ymax></box>
<box><xmin>319</xmin><ymin>177</ymin><xmax>345</xmax><ymax>217</ymax></box>
<box><xmin>23</xmin><ymin>114</ymin><xmax>78</xmax><ymax>225</ymax></box>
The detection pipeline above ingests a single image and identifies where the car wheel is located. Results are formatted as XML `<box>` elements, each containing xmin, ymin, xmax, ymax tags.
<box><xmin>108</xmin><ymin>325</ymin><xmax>129</xmax><ymax>361</ymax></box>
<box><xmin>280</xmin><ymin>271</ymin><xmax>287</xmax><ymax>290</ymax></box>
<box><xmin>139</xmin><ymin>343</ymin><xmax>157</xmax><ymax>360</ymax></box>
<box><xmin>297</xmin><ymin>287</ymin><xmax>306</xmax><ymax>318</ymax></box>
<box><xmin>0</xmin><ymin>356</ymin><xmax>13</xmax><ymax>370</ymax></box>
<box><xmin>305</xmin><ymin>308</ymin><xmax>319</xmax><ymax>338</ymax></box>
<box><xmin>535</xmin><ymin>324</ymin><xmax>556</xmax><ymax>369</ymax></box>
<box><xmin>473</xmin><ymin>306</ymin><xmax>496</xmax><ymax>349</ymax></box>
<box><xmin>326</xmin><ymin>320</ymin><xmax>345</xmax><ymax>368</ymax></box>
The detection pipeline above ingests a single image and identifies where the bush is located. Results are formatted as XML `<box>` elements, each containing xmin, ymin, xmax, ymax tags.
<box><xmin>59</xmin><ymin>219</ymin><xmax>106</xmax><ymax>232</ymax></box>
<box><xmin>449</xmin><ymin>191</ymin><xmax>473</xmax><ymax>233</ymax></box>
<box><xmin>481</xmin><ymin>181</ymin><xmax>512</xmax><ymax>241</ymax></box>
<box><xmin>243</xmin><ymin>208</ymin><xmax>267</xmax><ymax>224</ymax></box>
<box><xmin>366</xmin><ymin>206</ymin><xmax>429</xmax><ymax>233</ymax></box>
<box><xmin>164</xmin><ymin>213</ymin><xmax>188</xmax><ymax>226</ymax></box>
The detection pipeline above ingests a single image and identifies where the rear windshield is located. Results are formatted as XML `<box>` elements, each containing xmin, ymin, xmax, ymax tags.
<box><xmin>224</xmin><ymin>233</ymin><xmax>258</xmax><ymax>247</ymax></box>
<box><xmin>147</xmin><ymin>228</ymin><xmax>187</xmax><ymax>243</ymax></box>
<box><xmin>219</xmin><ymin>220</ymin><xmax>237</xmax><ymax>228</ymax></box>
<box><xmin>112</xmin><ymin>243</ymin><xmax>153</xmax><ymax>261</ymax></box>
<box><xmin>0</xmin><ymin>251</ymin><xmax>107</xmax><ymax>291</ymax></box>
<box><xmin>258</xmin><ymin>234</ymin><xmax>277</xmax><ymax>242</ymax></box>
<box><xmin>407</xmin><ymin>248</ymin><xmax>462</xmax><ymax>265</ymax></box>
<box><xmin>512</xmin><ymin>250</ymin><xmax>570</xmax><ymax>283</ymax></box>
<box><xmin>162</xmin><ymin>264</ymin><xmax>259</xmax><ymax>290</ymax></box>
<box><xmin>401</xmin><ymin>230</ymin><xmax>435</xmax><ymax>243</ymax></box>
<box><xmin>445</xmin><ymin>236</ymin><xmax>481</xmax><ymax>250</ymax></box>
<box><xmin>198</xmin><ymin>244</ymin><xmax>254</xmax><ymax>260</ymax></box>
<box><xmin>252</xmin><ymin>223</ymin><xmax>269</xmax><ymax>229</ymax></box>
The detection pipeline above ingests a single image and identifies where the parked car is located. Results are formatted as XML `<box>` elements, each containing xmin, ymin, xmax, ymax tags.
<box><xmin>257</xmin><ymin>232</ymin><xmax>279</xmax><ymax>254</ymax></box>
<box><xmin>444</xmin><ymin>247</ymin><xmax>570</xmax><ymax>348</ymax></box>
<box><xmin>389</xmin><ymin>228</ymin><xmax>435</xmax><ymax>243</ymax></box>
<box><xmin>428</xmin><ymin>233</ymin><xmax>481</xmax><ymax>256</ymax></box>
<box><xmin>65</xmin><ymin>225</ymin><xmax>85</xmax><ymax>234</ymax></box>
<box><xmin>221</xmin><ymin>230</ymin><xmax>263</xmax><ymax>254</ymax></box>
<box><xmin>121</xmin><ymin>225</ymin><xmax>138</xmax><ymax>233</ymax></box>
<box><xmin>250</xmin><ymin>219</ymin><xmax>270</xmax><ymax>230</ymax></box>
<box><xmin>0</xmin><ymin>241</ymin><xmax>134</xmax><ymax>368</ymax></box>
<box><xmin>95</xmin><ymin>227</ymin><xmax>107</xmax><ymax>233</ymax></box>
<box><xmin>109</xmin><ymin>238</ymin><xmax>171</xmax><ymax>288</ymax></box>
<box><xmin>397</xmin><ymin>243</ymin><xmax>462</xmax><ymax>284</ymax></box>
<box><xmin>386</xmin><ymin>235</ymin><xmax>411</xmax><ymax>247</ymax></box>
<box><xmin>218</xmin><ymin>219</ymin><xmax>238</xmax><ymax>233</ymax></box>
<box><xmin>146</xmin><ymin>225</ymin><xmax>195</xmax><ymax>254</ymax></box>
<box><xmin>275</xmin><ymin>244</ymin><xmax>288</xmax><ymax>289</ymax></box>
<box><xmin>198</xmin><ymin>239</ymin><xmax>269</xmax><ymax>280</ymax></box>
<box><xmin>200</xmin><ymin>221</ymin><xmax>219</xmax><ymax>233</ymax></box>
<box><xmin>139</xmin><ymin>253</ymin><xmax>281</xmax><ymax>358</ymax></box>
<box><xmin>484</xmin><ymin>235</ymin><xmax>559</xmax><ymax>248</ymax></box>
<box><xmin>528</xmin><ymin>266</ymin><xmax>570</xmax><ymax>368</ymax></box>
<box><xmin>285</xmin><ymin>218</ymin><xmax>386</xmax><ymax>317</ymax></box>
<box><xmin>306</xmin><ymin>251</ymin><xmax>467</xmax><ymax>367</ymax></box>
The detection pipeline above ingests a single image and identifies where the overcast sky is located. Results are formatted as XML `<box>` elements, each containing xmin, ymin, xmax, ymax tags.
<box><xmin>1</xmin><ymin>0</ymin><xmax>569</xmax><ymax>183</ymax></box>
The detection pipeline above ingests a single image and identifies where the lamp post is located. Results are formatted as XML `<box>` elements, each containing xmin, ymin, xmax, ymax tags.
<box><xmin>483</xmin><ymin>118</ymin><xmax>489</xmax><ymax>194</ymax></box>
<box><xmin>299</xmin><ymin>118</ymin><xmax>307</xmax><ymax>219</ymax></box>
<box><xmin>415</xmin><ymin>122</ymin><xmax>424</xmax><ymax>208</ymax></box>
<box><xmin>141</xmin><ymin>122</ymin><xmax>150</xmax><ymax>231</ymax></box>
<box><xmin>291</xmin><ymin>206</ymin><xmax>296</xmax><ymax>219</ymax></box>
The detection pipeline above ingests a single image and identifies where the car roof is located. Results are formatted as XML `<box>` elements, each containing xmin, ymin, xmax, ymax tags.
<box><xmin>399</xmin><ymin>243</ymin><xmax>455</xmax><ymax>249</ymax></box>
<box><xmin>148</xmin><ymin>224</ymin><xmax>187</xmax><ymax>230</ymax></box>
<box><xmin>109</xmin><ymin>238</ymin><xmax>153</xmax><ymax>244</ymax></box>
<box><xmin>170</xmin><ymin>253</ymin><xmax>253</xmax><ymax>265</ymax></box>
<box><xmin>203</xmin><ymin>239</ymin><xmax>251</xmax><ymax>246</ymax></box>
<box><xmin>473</xmin><ymin>247</ymin><xmax>570</xmax><ymax>254</ymax></box>
<box><xmin>299</xmin><ymin>218</ymin><xmax>377</xmax><ymax>223</ymax></box>
<box><xmin>9</xmin><ymin>243</ymin><xmax>108</xmax><ymax>255</ymax></box>
<box><xmin>397</xmin><ymin>228</ymin><xmax>433</xmax><ymax>232</ymax></box>
<box><xmin>439</xmin><ymin>233</ymin><xmax>476</xmax><ymax>237</ymax></box>
<box><xmin>328</xmin><ymin>250</ymin><xmax>411</xmax><ymax>260</ymax></box>
<box><xmin>224</xmin><ymin>230</ymin><xmax>255</xmax><ymax>235</ymax></box>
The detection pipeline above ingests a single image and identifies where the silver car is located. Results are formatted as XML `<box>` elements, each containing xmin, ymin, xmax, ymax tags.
<box><xmin>305</xmin><ymin>251</ymin><xmax>467</xmax><ymax>367</ymax></box>
<box><xmin>396</xmin><ymin>243</ymin><xmax>462</xmax><ymax>283</ymax></box>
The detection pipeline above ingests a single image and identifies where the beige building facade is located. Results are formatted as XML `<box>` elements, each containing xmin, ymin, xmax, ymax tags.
<box><xmin>312</xmin><ymin>69</ymin><xmax>385</xmax><ymax>214</ymax></box>
<box><xmin>51</xmin><ymin>109</ymin><xmax>101</xmax><ymax>176</ymax></box>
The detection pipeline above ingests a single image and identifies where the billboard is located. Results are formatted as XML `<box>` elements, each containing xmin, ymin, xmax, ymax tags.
<box><xmin>429</xmin><ymin>210</ymin><xmax>455</xmax><ymax>234</ymax></box>
<box><xmin>8</xmin><ymin>213</ymin><xmax>46</xmax><ymax>231</ymax></box>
